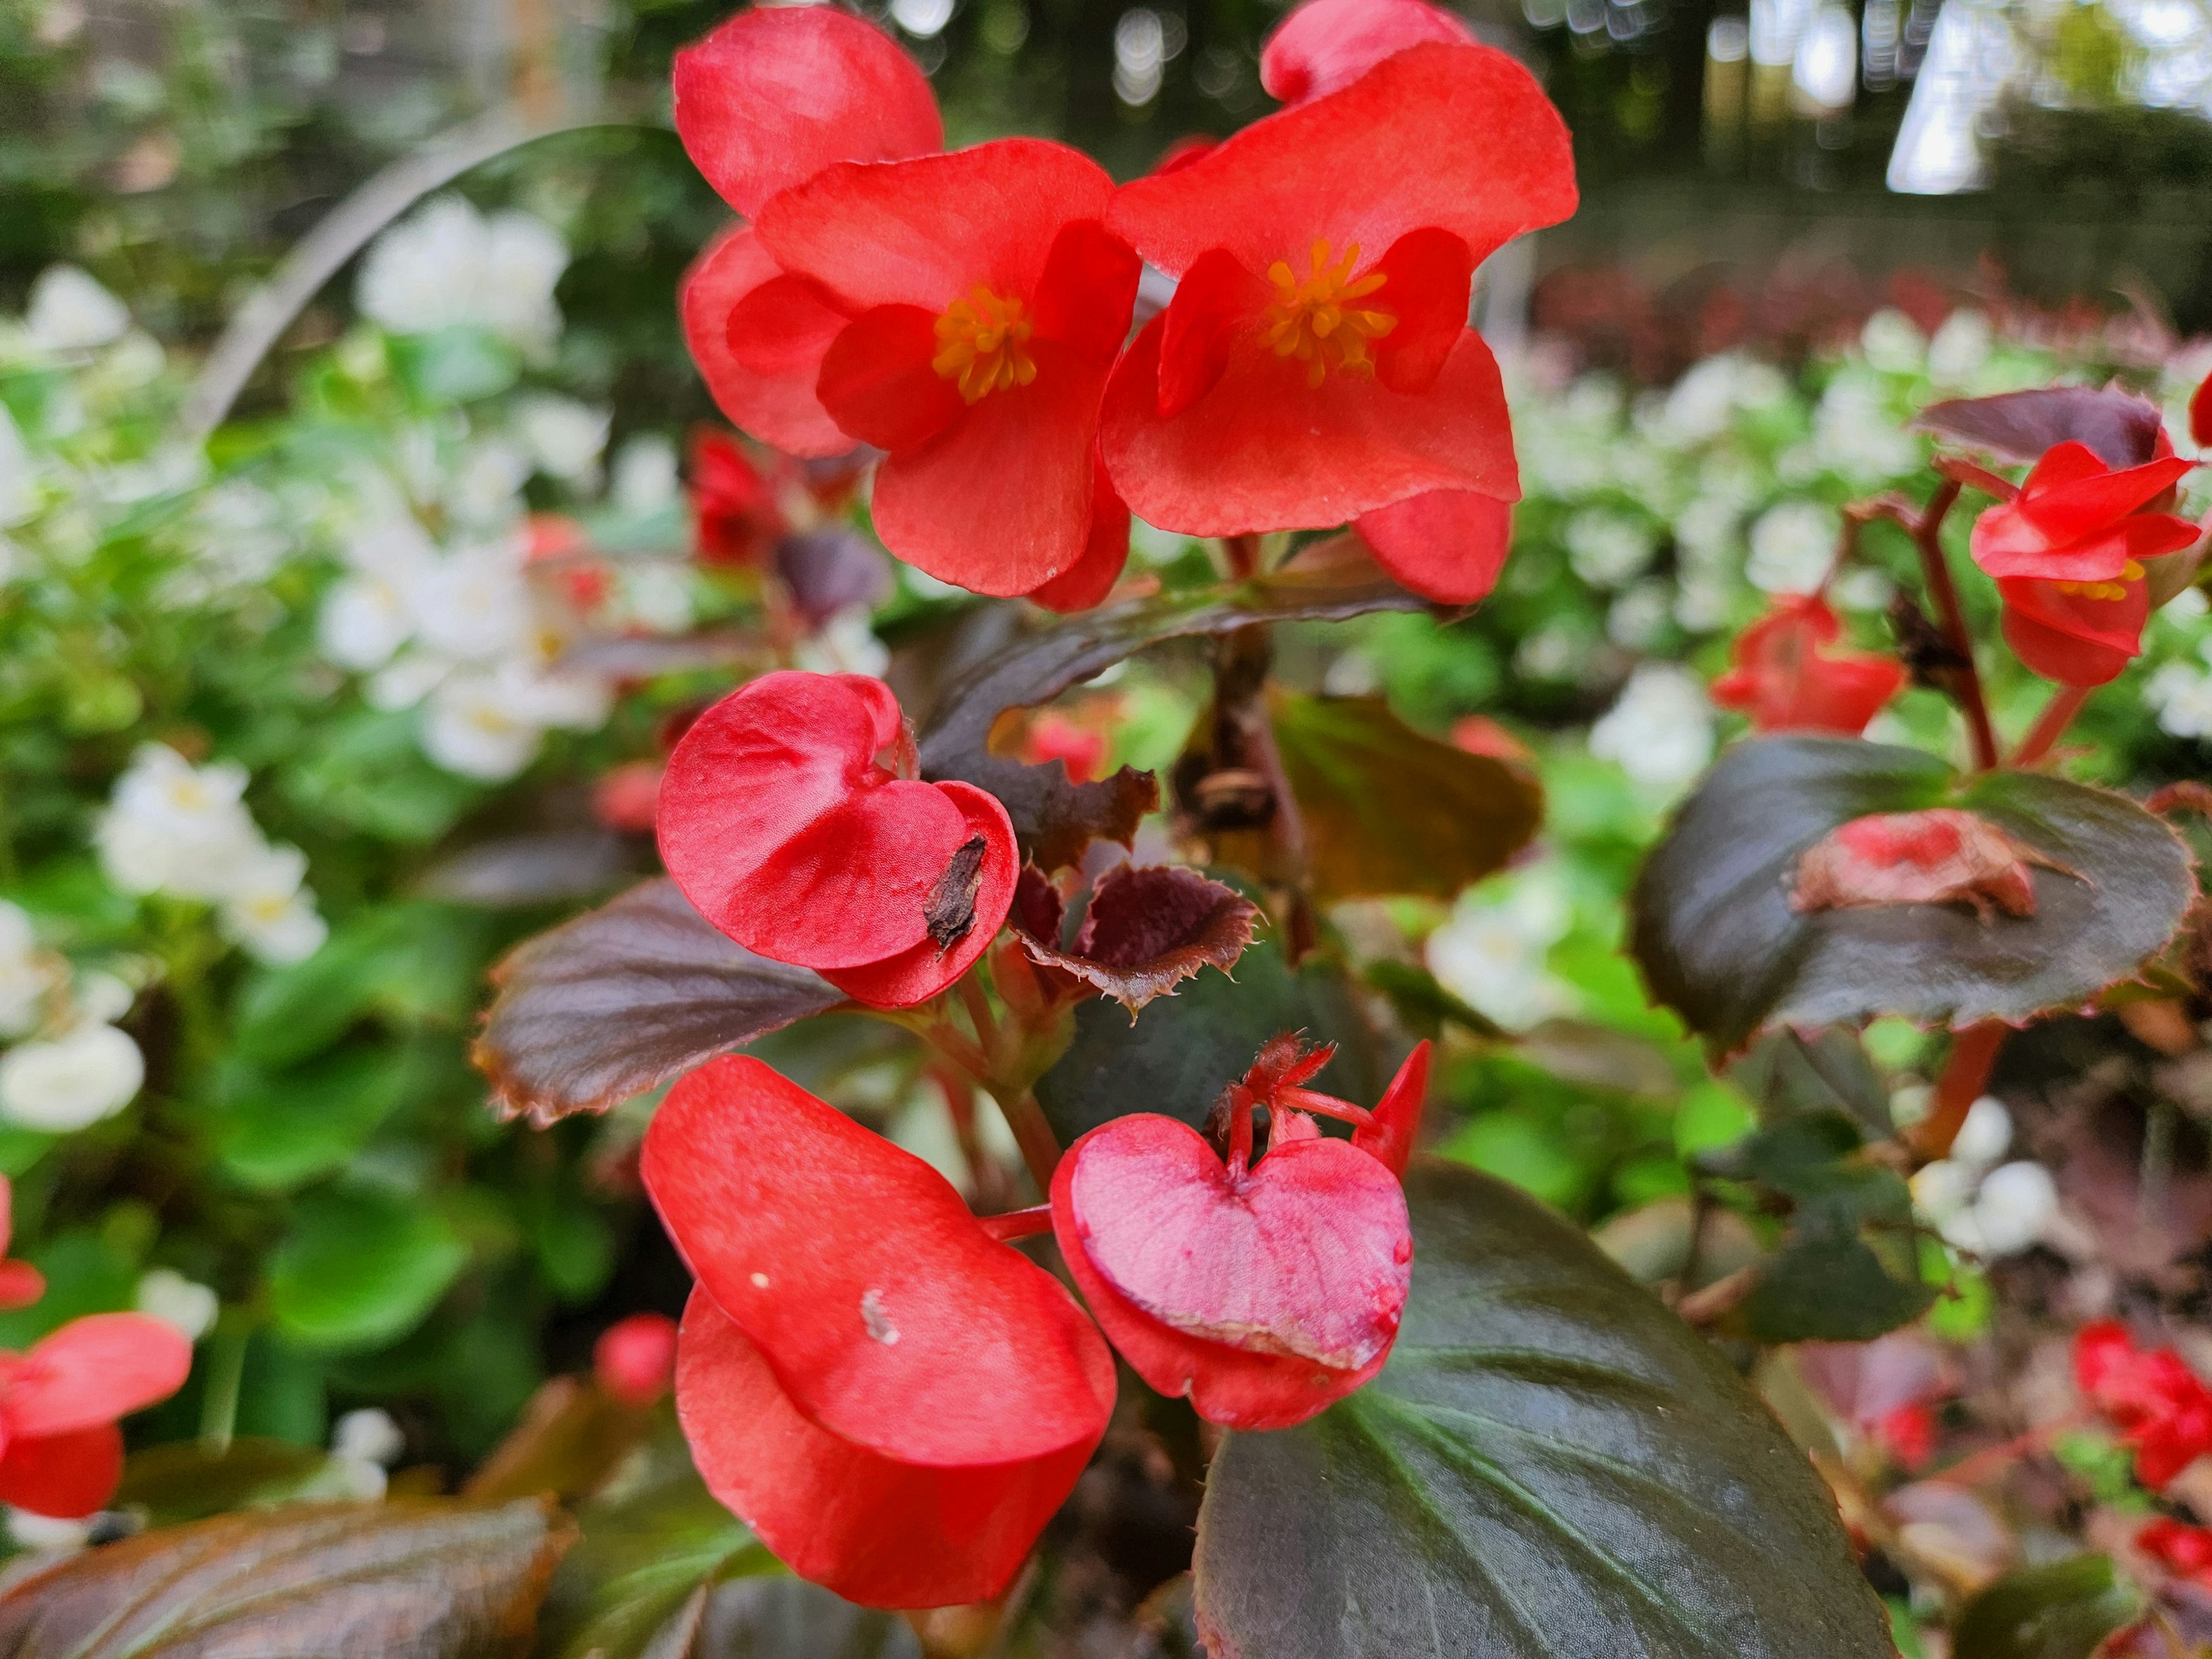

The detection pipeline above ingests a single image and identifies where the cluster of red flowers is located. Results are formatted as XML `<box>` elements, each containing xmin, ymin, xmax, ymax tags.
<box><xmin>2075</xmin><ymin>1320</ymin><xmax>2212</xmax><ymax>1490</ymax></box>
<box><xmin>0</xmin><ymin>1179</ymin><xmax>191</xmax><ymax>1518</ymax></box>
<box><xmin>675</xmin><ymin>0</ymin><xmax>1575</xmax><ymax>611</ymax></box>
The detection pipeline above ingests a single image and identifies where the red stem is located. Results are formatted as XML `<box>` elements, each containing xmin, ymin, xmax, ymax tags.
<box><xmin>2012</xmin><ymin>684</ymin><xmax>2092</xmax><ymax>767</ymax></box>
<box><xmin>1908</xmin><ymin>1022</ymin><xmax>2008</xmax><ymax>1161</ymax></box>
<box><xmin>1933</xmin><ymin>454</ymin><xmax>2021</xmax><ymax>502</ymax></box>
<box><xmin>1910</xmin><ymin>480</ymin><xmax>2001</xmax><ymax>772</ymax></box>
<box><xmin>978</xmin><ymin>1204</ymin><xmax>1054</xmax><ymax>1243</ymax></box>
<box><xmin>1278</xmin><ymin>1086</ymin><xmax>1376</xmax><ymax>1130</ymax></box>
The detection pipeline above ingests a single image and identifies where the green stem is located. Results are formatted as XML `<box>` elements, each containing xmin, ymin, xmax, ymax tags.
<box><xmin>199</xmin><ymin>1320</ymin><xmax>248</xmax><ymax>1455</ymax></box>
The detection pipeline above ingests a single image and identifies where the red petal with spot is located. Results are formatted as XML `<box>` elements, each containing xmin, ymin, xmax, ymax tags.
<box><xmin>658</xmin><ymin>673</ymin><xmax>1017</xmax><ymax>996</ymax></box>
<box><xmin>1352</xmin><ymin>1040</ymin><xmax>1430</xmax><ymax>1177</ymax></box>
<box><xmin>1031</xmin><ymin>219</ymin><xmax>1145</xmax><ymax>366</ymax></box>
<box><xmin>1371</xmin><ymin>228</ymin><xmax>1474</xmax><ymax>395</ymax></box>
<box><xmin>1355</xmin><ymin>487</ymin><xmax>1513</xmax><ymax>604</ymax></box>
<box><xmin>3</xmin><ymin>1313</ymin><xmax>192</xmax><ymax>1438</ymax></box>
<box><xmin>1051</xmin><ymin>1113</ymin><xmax>1410</xmax><ymax>1429</ymax></box>
<box><xmin>1029</xmin><ymin>458</ymin><xmax>1132</xmax><ymax>614</ymax></box>
<box><xmin>757</xmin><ymin>139</ymin><xmax>1118</xmax><ymax>315</ymax></box>
<box><xmin>873</xmin><ymin>343</ymin><xmax>1110</xmax><ymax>596</ymax></box>
<box><xmin>1998</xmin><ymin>574</ymin><xmax>2150</xmax><ymax>688</ymax></box>
<box><xmin>1109</xmin><ymin>45</ymin><xmax>1575</xmax><ymax>282</ymax></box>
<box><xmin>677</xmin><ymin>1289</ymin><xmax>1099</xmax><ymax>1608</ymax></box>
<box><xmin>1103</xmin><ymin>319</ymin><xmax>1517</xmax><ymax>537</ymax></box>
<box><xmin>683</xmin><ymin>227</ymin><xmax>852</xmax><ymax>459</ymax></box>
<box><xmin>672</xmin><ymin>6</ymin><xmax>941</xmax><ymax>218</ymax></box>
<box><xmin>1710</xmin><ymin>594</ymin><xmax>1906</xmax><ymax>734</ymax></box>
<box><xmin>817</xmin><ymin>305</ymin><xmax>967</xmax><ymax>452</ymax></box>
<box><xmin>1260</xmin><ymin>0</ymin><xmax>1478</xmax><ymax>103</ymax></box>
<box><xmin>643</xmin><ymin>1056</ymin><xmax>1113</xmax><ymax>1466</ymax></box>
<box><xmin>0</xmin><ymin>1425</ymin><xmax>123</xmax><ymax>1519</ymax></box>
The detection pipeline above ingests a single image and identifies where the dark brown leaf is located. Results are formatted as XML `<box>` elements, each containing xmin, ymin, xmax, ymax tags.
<box><xmin>463</xmin><ymin>1377</ymin><xmax>654</xmax><ymax>1505</ymax></box>
<box><xmin>1916</xmin><ymin>386</ymin><xmax>2166</xmax><ymax>469</ymax></box>
<box><xmin>0</xmin><ymin>1498</ymin><xmax>574</xmax><ymax>1658</ymax></box>
<box><xmin>1015</xmin><ymin>863</ymin><xmax>1260</xmax><ymax>1012</ymax></box>
<box><xmin>916</xmin><ymin>538</ymin><xmax>1424</xmax><ymax>871</ymax></box>
<box><xmin>775</xmin><ymin>528</ymin><xmax>892</xmax><ymax>628</ymax></box>
<box><xmin>473</xmin><ymin>879</ymin><xmax>845</xmax><ymax>1125</ymax></box>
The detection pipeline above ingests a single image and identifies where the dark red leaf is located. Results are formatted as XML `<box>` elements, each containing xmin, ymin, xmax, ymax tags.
<box><xmin>1916</xmin><ymin>385</ymin><xmax>2168</xmax><ymax>469</ymax></box>
<box><xmin>1014</xmin><ymin>863</ymin><xmax>1260</xmax><ymax>1012</ymax></box>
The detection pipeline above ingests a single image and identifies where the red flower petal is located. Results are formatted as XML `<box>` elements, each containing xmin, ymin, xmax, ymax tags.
<box><xmin>1998</xmin><ymin>575</ymin><xmax>2149</xmax><ymax>687</ymax></box>
<box><xmin>0</xmin><ymin>1424</ymin><xmax>123</xmax><ymax>1519</ymax></box>
<box><xmin>1051</xmin><ymin>1113</ymin><xmax>1410</xmax><ymax>1429</ymax></box>
<box><xmin>1355</xmin><ymin>487</ymin><xmax>1513</xmax><ymax>604</ymax></box>
<box><xmin>1028</xmin><ymin>458</ymin><xmax>1132</xmax><ymax>614</ymax></box>
<box><xmin>677</xmin><ymin>1288</ymin><xmax>1099</xmax><ymax>1608</ymax></box>
<box><xmin>594</xmin><ymin>1312</ymin><xmax>679</xmax><ymax>1408</ymax></box>
<box><xmin>1155</xmin><ymin>249</ymin><xmax>1271</xmax><ymax>419</ymax></box>
<box><xmin>657</xmin><ymin>673</ymin><xmax>1017</xmax><ymax>987</ymax></box>
<box><xmin>873</xmin><ymin>344</ymin><xmax>1111</xmax><ymax>596</ymax></box>
<box><xmin>2017</xmin><ymin>444</ymin><xmax>2192</xmax><ymax>542</ymax></box>
<box><xmin>1031</xmin><ymin>219</ymin><xmax>1145</xmax><ymax>366</ymax></box>
<box><xmin>1102</xmin><ymin>319</ymin><xmax>1517</xmax><ymax>537</ymax></box>
<box><xmin>4</xmin><ymin>1312</ymin><xmax>192</xmax><ymax>1438</ymax></box>
<box><xmin>757</xmin><ymin>139</ymin><xmax>1118</xmax><ymax>315</ymax></box>
<box><xmin>1108</xmin><ymin>44</ymin><xmax>1575</xmax><ymax>282</ymax></box>
<box><xmin>817</xmin><ymin>305</ymin><xmax>968</xmax><ymax>452</ymax></box>
<box><xmin>0</xmin><ymin>1260</ymin><xmax>44</xmax><ymax>1312</ymax></box>
<box><xmin>1709</xmin><ymin>594</ymin><xmax>1906</xmax><ymax>734</ymax></box>
<box><xmin>2193</xmin><ymin>370</ymin><xmax>2212</xmax><ymax>450</ymax></box>
<box><xmin>1372</xmin><ymin>228</ymin><xmax>1475</xmax><ymax>395</ymax></box>
<box><xmin>683</xmin><ymin>227</ymin><xmax>853</xmax><ymax>459</ymax></box>
<box><xmin>672</xmin><ymin>6</ymin><xmax>941</xmax><ymax>218</ymax></box>
<box><xmin>1260</xmin><ymin>0</ymin><xmax>1477</xmax><ymax>104</ymax></box>
<box><xmin>642</xmin><ymin>1056</ymin><xmax>1114</xmax><ymax>1471</ymax></box>
<box><xmin>1351</xmin><ymin>1040</ymin><xmax>1430</xmax><ymax>1177</ymax></box>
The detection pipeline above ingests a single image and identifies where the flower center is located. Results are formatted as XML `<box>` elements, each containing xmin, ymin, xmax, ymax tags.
<box><xmin>933</xmin><ymin>286</ymin><xmax>1037</xmax><ymax>404</ymax></box>
<box><xmin>2054</xmin><ymin>558</ymin><xmax>2145</xmax><ymax>602</ymax></box>
<box><xmin>1262</xmin><ymin>241</ymin><xmax>1395</xmax><ymax>389</ymax></box>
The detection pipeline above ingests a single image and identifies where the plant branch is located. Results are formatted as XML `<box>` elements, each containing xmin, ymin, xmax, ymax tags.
<box><xmin>1933</xmin><ymin>455</ymin><xmax>2021</xmax><ymax>502</ymax></box>
<box><xmin>2013</xmin><ymin>683</ymin><xmax>2092</xmax><ymax>767</ymax></box>
<box><xmin>992</xmin><ymin>1089</ymin><xmax>1063</xmax><ymax>1196</ymax></box>
<box><xmin>1861</xmin><ymin>483</ymin><xmax>1999</xmax><ymax>770</ymax></box>
<box><xmin>1907</xmin><ymin>1021</ymin><xmax>2008</xmax><ymax>1161</ymax></box>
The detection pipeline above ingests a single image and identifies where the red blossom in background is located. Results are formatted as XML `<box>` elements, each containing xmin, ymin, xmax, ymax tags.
<box><xmin>676</xmin><ymin>7</ymin><xmax>943</xmax><ymax>456</ymax></box>
<box><xmin>1259</xmin><ymin>0</ymin><xmax>1477</xmax><ymax>105</ymax></box>
<box><xmin>1050</xmin><ymin>1036</ymin><xmax>1415</xmax><ymax>1430</ymax></box>
<box><xmin>2076</xmin><ymin>1321</ymin><xmax>2212</xmax><ymax>1489</ymax></box>
<box><xmin>1968</xmin><ymin>440</ymin><xmax>2198</xmax><ymax>687</ymax></box>
<box><xmin>594</xmin><ymin>1312</ymin><xmax>679</xmax><ymax>1408</ymax></box>
<box><xmin>643</xmin><ymin>1058</ymin><xmax>1114</xmax><ymax>1608</ymax></box>
<box><xmin>2138</xmin><ymin>1517</ymin><xmax>2212</xmax><ymax>1585</ymax></box>
<box><xmin>2192</xmin><ymin>368</ymin><xmax>2212</xmax><ymax>450</ymax></box>
<box><xmin>657</xmin><ymin>672</ymin><xmax>1017</xmax><ymax>1007</ymax></box>
<box><xmin>1099</xmin><ymin>41</ymin><xmax>1575</xmax><ymax>605</ymax></box>
<box><xmin>749</xmin><ymin>141</ymin><xmax>1141</xmax><ymax>597</ymax></box>
<box><xmin>0</xmin><ymin>1312</ymin><xmax>194</xmax><ymax>1518</ymax></box>
<box><xmin>1710</xmin><ymin>594</ymin><xmax>1906</xmax><ymax>735</ymax></box>
<box><xmin>690</xmin><ymin>429</ymin><xmax>789</xmax><ymax>567</ymax></box>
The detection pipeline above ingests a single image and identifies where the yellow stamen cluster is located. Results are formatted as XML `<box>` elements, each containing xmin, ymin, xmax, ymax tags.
<box><xmin>933</xmin><ymin>286</ymin><xmax>1036</xmax><ymax>404</ymax></box>
<box><xmin>2054</xmin><ymin>558</ymin><xmax>2145</xmax><ymax>603</ymax></box>
<box><xmin>1262</xmin><ymin>241</ymin><xmax>1395</xmax><ymax>389</ymax></box>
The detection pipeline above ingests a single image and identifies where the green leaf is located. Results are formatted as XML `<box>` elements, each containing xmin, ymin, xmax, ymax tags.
<box><xmin>1362</xmin><ymin>960</ymin><xmax>1505</xmax><ymax>1041</ymax></box>
<box><xmin>268</xmin><ymin>1184</ymin><xmax>467</xmax><ymax>1351</ymax></box>
<box><xmin>1631</xmin><ymin>736</ymin><xmax>2196</xmax><ymax>1052</ymax></box>
<box><xmin>1950</xmin><ymin>1556</ymin><xmax>2139</xmax><ymax>1659</ymax></box>
<box><xmin>1729</xmin><ymin>1029</ymin><xmax>1892</xmax><ymax>1137</ymax></box>
<box><xmin>1192</xmin><ymin>1160</ymin><xmax>1893</xmax><ymax>1659</ymax></box>
<box><xmin>1033</xmin><ymin>928</ymin><xmax>1391</xmax><ymax>1146</ymax></box>
<box><xmin>918</xmin><ymin>537</ymin><xmax>1424</xmax><ymax>869</ymax></box>
<box><xmin>0</xmin><ymin>1228</ymin><xmax>136</xmax><ymax>1347</ymax></box>
<box><xmin>1268</xmin><ymin>694</ymin><xmax>1541</xmax><ymax>901</ymax></box>
<box><xmin>115</xmin><ymin>1440</ymin><xmax>347</xmax><ymax>1526</ymax></box>
<box><xmin>388</xmin><ymin>324</ymin><xmax>521</xmax><ymax>403</ymax></box>
<box><xmin>285</xmin><ymin>710</ymin><xmax>482</xmax><ymax>844</ymax></box>
<box><xmin>234</xmin><ymin>906</ymin><xmax>487</xmax><ymax>1067</ymax></box>
<box><xmin>213</xmin><ymin>1044</ymin><xmax>423</xmax><ymax>1190</ymax></box>
<box><xmin>0</xmin><ymin>1497</ymin><xmax>573</xmax><ymax>1657</ymax></box>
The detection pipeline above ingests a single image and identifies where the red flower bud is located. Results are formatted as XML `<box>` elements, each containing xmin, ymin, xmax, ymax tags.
<box><xmin>1969</xmin><ymin>441</ymin><xmax>2199</xmax><ymax>687</ymax></box>
<box><xmin>594</xmin><ymin>1312</ymin><xmax>679</xmax><ymax>1408</ymax></box>
<box><xmin>643</xmin><ymin>1058</ymin><xmax>1115</xmax><ymax>1608</ymax></box>
<box><xmin>1710</xmin><ymin>594</ymin><xmax>1906</xmax><ymax>736</ymax></box>
<box><xmin>657</xmin><ymin>672</ymin><xmax>1018</xmax><ymax>1008</ymax></box>
<box><xmin>1050</xmin><ymin>1039</ymin><xmax>1413</xmax><ymax>1430</ymax></box>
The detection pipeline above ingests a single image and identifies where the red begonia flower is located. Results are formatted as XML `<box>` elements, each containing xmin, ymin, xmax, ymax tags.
<box><xmin>748</xmin><ymin>141</ymin><xmax>1141</xmax><ymax>596</ymax></box>
<box><xmin>691</xmin><ymin>429</ymin><xmax>789</xmax><ymax>567</ymax></box>
<box><xmin>595</xmin><ymin>1311</ymin><xmax>679</xmax><ymax>1408</ymax></box>
<box><xmin>1099</xmin><ymin>43</ymin><xmax>1574</xmax><ymax>603</ymax></box>
<box><xmin>1026</xmin><ymin>457</ymin><xmax>1132</xmax><ymax>614</ymax></box>
<box><xmin>2075</xmin><ymin>1320</ymin><xmax>2212</xmax><ymax>1489</ymax></box>
<box><xmin>657</xmin><ymin>672</ymin><xmax>1018</xmax><ymax>1008</ymax></box>
<box><xmin>2139</xmin><ymin>1516</ymin><xmax>2212</xmax><ymax>1582</ymax></box>
<box><xmin>1354</xmin><ymin>487</ymin><xmax>1513</xmax><ymax>605</ymax></box>
<box><xmin>643</xmin><ymin>1057</ymin><xmax>1115</xmax><ymax>1608</ymax></box>
<box><xmin>1710</xmin><ymin>594</ymin><xmax>1906</xmax><ymax>734</ymax></box>
<box><xmin>1968</xmin><ymin>441</ymin><xmax>2198</xmax><ymax>687</ymax></box>
<box><xmin>1260</xmin><ymin>0</ymin><xmax>1477</xmax><ymax>105</ymax></box>
<box><xmin>1050</xmin><ymin>1038</ymin><xmax>1412</xmax><ymax>1430</ymax></box>
<box><xmin>683</xmin><ymin>226</ymin><xmax>856</xmax><ymax>458</ymax></box>
<box><xmin>0</xmin><ymin>1311</ymin><xmax>193</xmax><ymax>1517</ymax></box>
<box><xmin>1877</xmin><ymin>1403</ymin><xmax>1935</xmax><ymax>1471</ymax></box>
<box><xmin>592</xmin><ymin>760</ymin><xmax>665</xmax><ymax>835</ymax></box>
<box><xmin>673</xmin><ymin>6</ymin><xmax>942</xmax><ymax>221</ymax></box>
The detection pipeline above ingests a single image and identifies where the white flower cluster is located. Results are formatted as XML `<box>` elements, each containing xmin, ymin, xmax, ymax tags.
<box><xmin>355</xmin><ymin>196</ymin><xmax>569</xmax><ymax>355</ymax></box>
<box><xmin>320</xmin><ymin>514</ymin><xmax>614</xmax><ymax>781</ymax></box>
<box><xmin>1426</xmin><ymin>863</ymin><xmax>1578</xmax><ymax>1032</ymax></box>
<box><xmin>2146</xmin><ymin>630</ymin><xmax>2212</xmax><ymax>740</ymax></box>
<box><xmin>1589</xmin><ymin>664</ymin><xmax>1716</xmax><ymax>793</ymax></box>
<box><xmin>0</xmin><ymin>901</ymin><xmax>143</xmax><ymax>1133</ymax></box>
<box><xmin>96</xmin><ymin>744</ymin><xmax>327</xmax><ymax>964</ymax></box>
<box><xmin>1908</xmin><ymin>1094</ymin><xmax>2058</xmax><ymax>1258</ymax></box>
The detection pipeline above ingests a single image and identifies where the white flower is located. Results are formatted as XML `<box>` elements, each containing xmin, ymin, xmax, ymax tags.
<box><xmin>421</xmin><ymin>672</ymin><xmax>548</xmax><ymax>780</ymax></box>
<box><xmin>1607</xmin><ymin>582</ymin><xmax>1673</xmax><ymax>649</ymax></box>
<box><xmin>611</xmin><ymin>434</ymin><xmax>680</xmax><ymax>516</ymax></box>
<box><xmin>96</xmin><ymin>745</ymin><xmax>263</xmax><ymax>901</ymax></box>
<box><xmin>1673</xmin><ymin>495</ymin><xmax>1741</xmax><ymax>561</ymax></box>
<box><xmin>0</xmin><ymin>903</ymin><xmax>51</xmax><ymax>1040</ymax></box>
<box><xmin>1564</xmin><ymin>510</ymin><xmax>1658</xmax><ymax>589</ymax></box>
<box><xmin>1911</xmin><ymin>1158</ymin><xmax>1975</xmax><ymax>1228</ymax></box>
<box><xmin>1860</xmin><ymin>308</ymin><xmax>1927</xmax><ymax>374</ymax></box>
<box><xmin>1948</xmin><ymin>1095</ymin><xmax>2013</xmax><ymax>1171</ymax></box>
<box><xmin>319</xmin><ymin>574</ymin><xmax>415</xmax><ymax>670</ymax></box>
<box><xmin>444</xmin><ymin>439</ymin><xmax>531</xmax><ymax>530</ymax></box>
<box><xmin>617</xmin><ymin>562</ymin><xmax>695</xmax><ymax>634</ymax></box>
<box><xmin>1746</xmin><ymin>501</ymin><xmax>1838</xmax><ymax>594</ymax></box>
<box><xmin>135</xmin><ymin>1268</ymin><xmax>218</xmax><ymax>1340</ymax></box>
<box><xmin>218</xmin><ymin>843</ymin><xmax>328</xmax><ymax>965</ymax></box>
<box><xmin>1810</xmin><ymin>373</ymin><xmax>1921</xmax><ymax>486</ymax></box>
<box><xmin>0</xmin><ymin>1021</ymin><xmax>143</xmax><ymax>1131</ymax></box>
<box><xmin>71</xmin><ymin>971</ymin><xmax>135</xmax><ymax>1027</ymax></box>
<box><xmin>1927</xmin><ymin>310</ymin><xmax>1992</xmax><ymax>385</ymax></box>
<box><xmin>331</xmin><ymin>1407</ymin><xmax>407</xmax><ymax>1466</ymax></box>
<box><xmin>516</xmin><ymin>396</ymin><xmax>609</xmax><ymax>483</ymax></box>
<box><xmin>366</xmin><ymin>653</ymin><xmax>452</xmax><ymax>712</ymax></box>
<box><xmin>6</xmin><ymin>1509</ymin><xmax>92</xmax><ymax>1550</ymax></box>
<box><xmin>1427</xmin><ymin>870</ymin><xmax>1576</xmax><ymax>1031</ymax></box>
<box><xmin>409</xmin><ymin>542</ymin><xmax>532</xmax><ymax>663</ymax></box>
<box><xmin>355</xmin><ymin>198</ymin><xmax>567</xmax><ymax>353</ymax></box>
<box><xmin>477</xmin><ymin>211</ymin><xmax>570</xmax><ymax>349</ymax></box>
<box><xmin>2148</xmin><ymin>661</ymin><xmax>2212</xmax><ymax>740</ymax></box>
<box><xmin>1962</xmin><ymin>1161</ymin><xmax>2058</xmax><ymax>1257</ymax></box>
<box><xmin>1589</xmin><ymin>664</ymin><xmax>1714</xmax><ymax>790</ymax></box>
<box><xmin>24</xmin><ymin>264</ymin><xmax>129</xmax><ymax>353</ymax></box>
<box><xmin>793</xmin><ymin>608</ymin><xmax>890</xmax><ymax>679</ymax></box>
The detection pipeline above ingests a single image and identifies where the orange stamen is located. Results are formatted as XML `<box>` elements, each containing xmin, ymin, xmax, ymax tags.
<box><xmin>1261</xmin><ymin>240</ymin><xmax>1395</xmax><ymax>389</ymax></box>
<box><xmin>932</xmin><ymin>286</ymin><xmax>1037</xmax><ymax>404</ymax></box>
